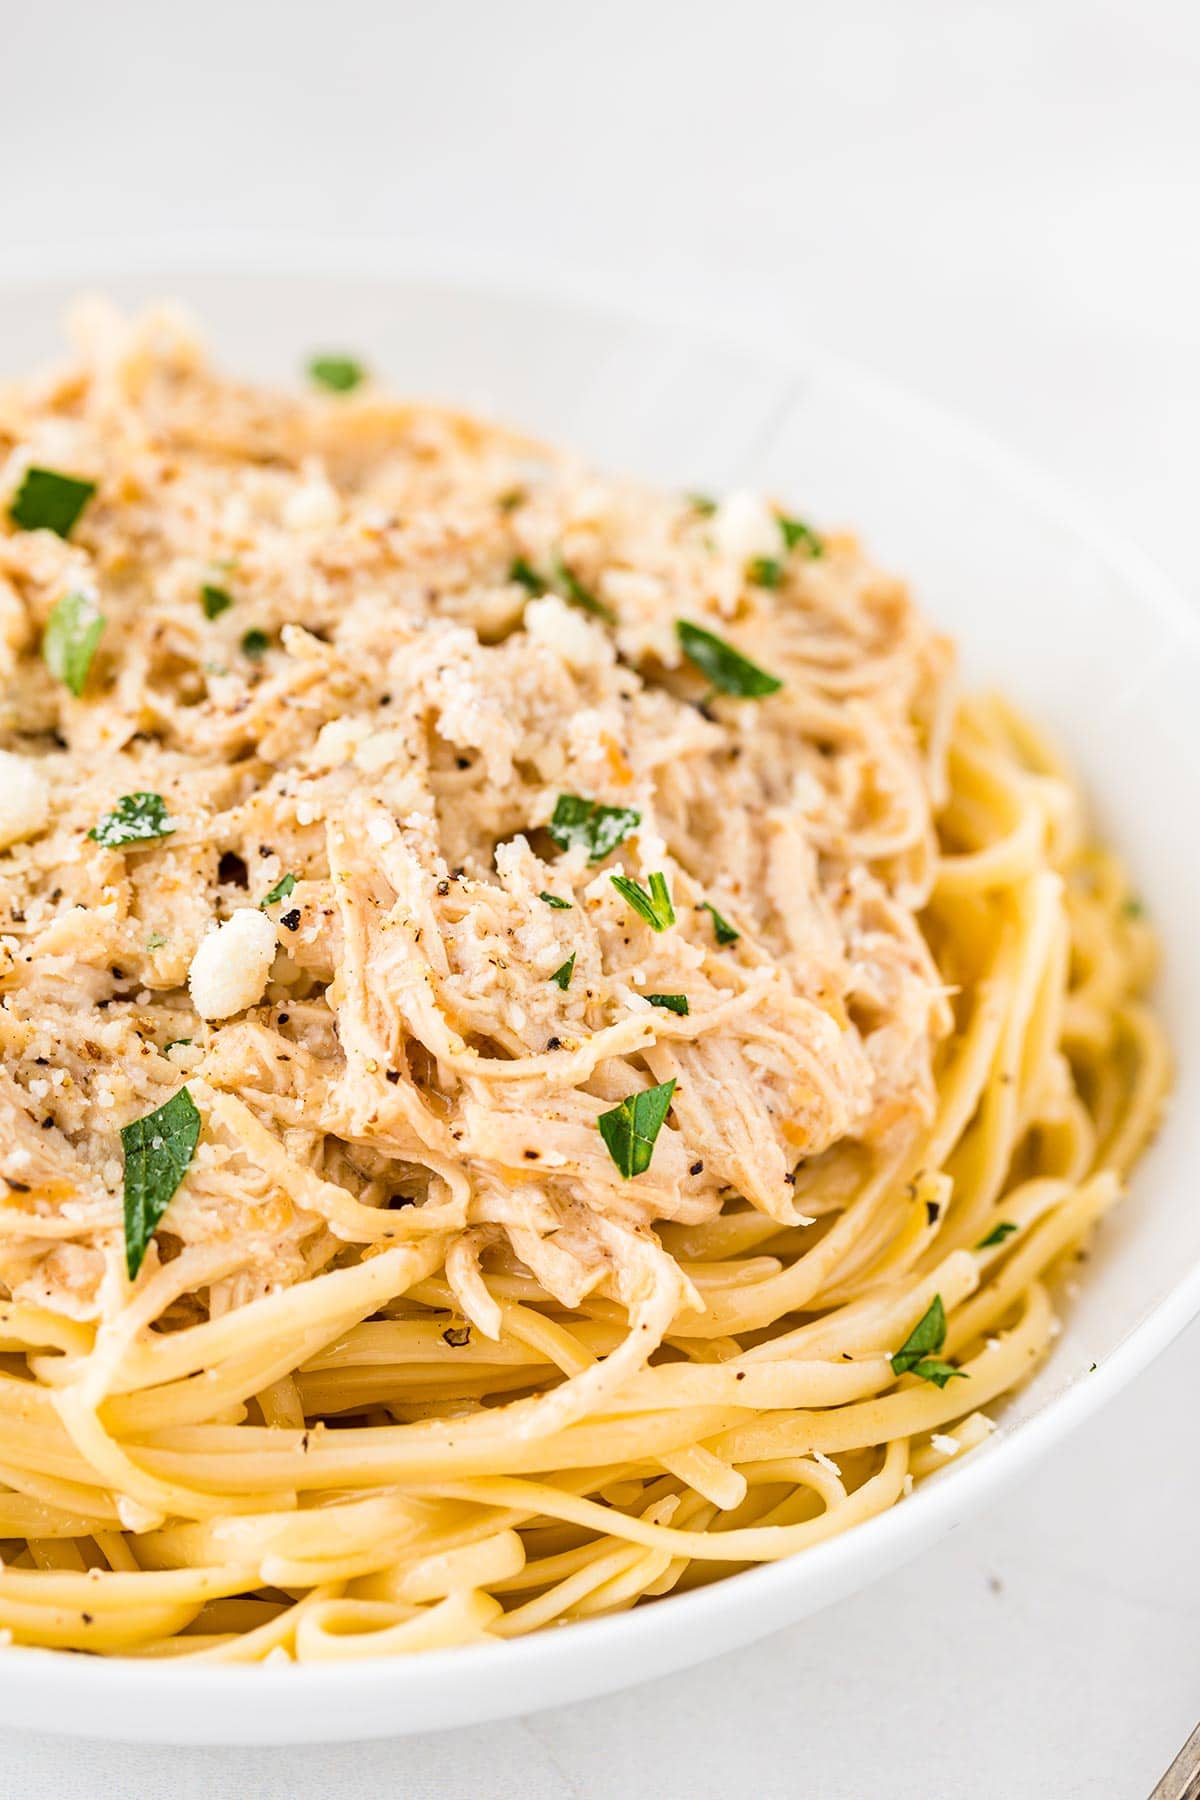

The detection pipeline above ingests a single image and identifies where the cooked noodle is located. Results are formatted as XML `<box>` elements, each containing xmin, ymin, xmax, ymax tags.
<box><xmin>0</xmin><ymin>305</ymin><xmax>1166</xmax><ymax>1659</ymax></box>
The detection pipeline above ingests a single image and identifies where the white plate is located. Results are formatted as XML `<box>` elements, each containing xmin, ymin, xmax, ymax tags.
<box><xmin>0</xmin><ymin>268</ymin><xmax>1197</xmax><ymax>1744</ymax></box>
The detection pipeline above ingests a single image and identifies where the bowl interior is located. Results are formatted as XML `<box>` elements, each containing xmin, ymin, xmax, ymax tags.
<box><xmin>0</xmin><ymin>269</ymin><xmax>1196</xmax><ymax>1741</ymax></box>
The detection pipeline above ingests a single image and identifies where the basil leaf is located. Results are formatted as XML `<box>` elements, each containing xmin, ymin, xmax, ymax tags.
<box><xmin>647</xmin><ymin>992</ymin><xmax>689</xmax><ymax>1015</ymax></box>
<box><xmin>910</xmin><ymin>1358</ymin><xmax>968</xmax><ymax>1389</ymax></box>
<box><xmin>700</xmin><ymin>899</ymin><xmax>739</xmax><ymax>945</ymax></box>
<box><xmin>9</xmin><ymin>467</ymin><xmax>96</xmax><ymax>538</ymax></box>
<box><xmin>550</xmin><ymin>953</ymin><xmax>576</xmax><ymax>990</ymax></box>
<box><xmin>42</xmin><ymin>591</ymin><xmax>105</xmax><ymax>696</ymax></box>
<box><xmin>676</xmin><ymin>620</ymin><xmax>782</xmax><ymax>698</ymax></box>
<box><xmin>260</xmin><ymin>873</ymin><xmax>296</xmax><ymax>909</ymax></box>
<box><xmin>598</xmin><ymin>1077</ymin><xmax>677</xmax><ymax>1178</ymax></box>
<box><xmin>88</xmin><ymin>792</ymin><xmax>176</xmax><ymax>849</ymax></box>
<box><xmin>241</xmin><ymin>628</ymin><xmax>270</xmax><ymax>659</ymax></box>
<box><xmin>550</xmin><ymin>553</ymin><xmax>616</xmax><ymax>624</ymax></box>
<box><xmin>509</xmin><ymin>557</ymin><xmax>545</xmax><ymax>596</ymax></box>
<box><xmin>685</xmin><ymin>492</ymin><xmax>717</xmax><ymax>517</ymax></box>
<box><xmin>976</xmin><ymin>1221</ymin><xmax>1019</xmax><ymax>1249</ymax></box>
<box><xmin>307</xmin><ymin>354</ymin><xmax>366</xmax><ymax>393</ymax></box>
<box><xmin>890</xmin><ymin>1294</ymin><xmax>967</xmax><ymax>1387</ymax></box>
<box><xmin>539</xmin><ymin>890</ymin><xmax>572</xmax><ymax>910</ymax></box>
<box><xmin>778</xmin><ymin>514</ymin><xmax>824</xmax><ymax>557</ymax></box>
<box><xmin>746</xmin><ymin>557</ymin><xmax>783</xmax><ymax>590</ymax></box>
<box><xmin>201</xmin><ymin>583</ymin><xmax>233</xmax><ymax>620</ymax></box>
<box><xmin>890</xmin><ymin>1294</ymin><xmax>947</xmax><ymax>1373</ymax></box>
<box><xmin>548</xmin><ymin>794</ymin><xmax>641</xmax><ymax>864</ymax></box>
<box><xmin>610</xmin><ymin>870</ymin><xmax>675</xmax><ymax>932</ymax></box>
<box><xmin>120</xmin><ymin>1088</ymin><xmax>201</xmax><ymax>1279</ymax></box>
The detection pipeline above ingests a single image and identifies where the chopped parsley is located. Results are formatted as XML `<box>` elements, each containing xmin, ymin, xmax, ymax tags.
<box><xmin>747</xmin><ymin>556</ymin><xmax>783</xmax><ymax>589</ymax></box>
<box><xmin>201</xmin><ymin>583</ymin><xmax>234</xmax><ymax>620</ymax></box>
<box><xmin>509</xmin><ymin>553</ymin><xmax>615</xmax><ymax>623</ymax></box>
<box><xmin>9</xmin><ymin>467</ymin><xmax>96</xmax><ymax>538</ymax></box>
<box><xmin>88</xmin><ymin>792</ymin><xmax>176</xmax><ymax>849</ymax></box>
<box><xmin>120</xmin><ymin>1088</ymin><xmax>201</xmax><ymax>1280</ymax></box>
<box><xmin>1122</xmin><ymin>896</ymin><xmax>1145</xmax><ymax>919</ymax></box>
<box><xmin>676</xmin><ymin>620</ymin><xmax>782</xmax><ymax>698</ymax></box>
<box><xmin>145</xmin><ymin>931</ymin><xmax>168</xmax><ymax>952</ymax></box>
<box><xmin>260</xmin><ymin>872</ymin><xmax>297</xmax><ymax>909</ymax></box>
<box><xmin>550</xmin><ymin>953</ymin><xmax>576</xmax><ymax>990</ymax></box>
<box><xmin>42</xmin><ymin>591</ymin><xmax>105</xmax><ymax>696</ymax></box>
<box><xmin>548</xmin><ymin>794</ymin><xmax>641</xmax><ymax>864</ymax></box>
<box><xmin>610</xmin><ymin>870</ymin><xmax>675</xmax><ymax>932</ymax></box>
<box><xmin>550</xmin><ymin>552</ymin><xmax>616</xmax><ymax>624</ymax></box>
<box><xmin>241</xmin><ymin>628</ymin><xmax>270</xmax><ymax>659</ymax></box>
<box><xmin>889</xmin><ymin>1294</ymin><xmax>968</xmax><ymax>1389</ymax></box>
<box><xmin>598</xmin><ymin>1077</ymin><xmax>677</xmax><ymax>1179</ymax></box>
<box><xmin>509</xmin><ymin>557</ymin><xmax>545</xmax><ymax>596</ymax></box>
<box><xmin>685</xmin><ymin>491</ymin><xmax>717</xmax><ymax>517</ymax></box>
<box><xmin>307</xmin><ymin>354</ymin><xmax>366</xmax><ymax>393</ymax></box>
<box><xmin>647</xmin><ymin>992</ymin><xmax>689</xmax><ymax>1016</ymax></box>
<box><xmin>163</xmin><ymin>1038</ymin><xmax>192</xmax><ymax>1053</ymax></box>
<box><xmin>976</xmin><ymin>1221</ymin><xmax>1019</xmax><ymax>1249</ymax></box>
<box><xmin>497</xmin><ymin>488</ymin><xmax>526</xmax><ymax>513</ymax></box>
<box><xmin>539</xmin><ymin>890</ymin><xmax>573</xmax><ymax>910</ymax></box>
<box><xmin>700</xmin><ymin>899</ymin><xmax>739</xmax><ymax>945</ymax></box>
<box><xmin>778</xmin><ymin>513</ymin><xmax>824</xmax><ymax>557</ymax></box>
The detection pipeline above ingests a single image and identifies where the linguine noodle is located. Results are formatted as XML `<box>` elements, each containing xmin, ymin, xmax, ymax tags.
<box><xmin>0</xmin><ymin>305</ymin><xmax>1166</xmax><ymax>1659</ymax></box>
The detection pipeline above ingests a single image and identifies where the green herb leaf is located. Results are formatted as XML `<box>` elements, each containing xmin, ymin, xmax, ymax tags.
<box><xmin>647</xmin><ymin>992</ymin><xmax>689</xmax><ymax>1016</ymax></box>
<box><xmin>890</xmin><ymin>1294</ymin><xmax>967</xmax><ymax>1387</ymax></box>
<box><xmin>539</xmin><ymin>890</ymin><xmax>573</xmax><ymax>909</ymax></box>
<box><xmin>260</xmin><ymin>873</ymin><xmax>297</xmax><ymax>910</ymax></box>
<box><xmin>550</xmin><ymin>953</ymin><xmax>576</xmax><ymax>990</ymax></box>
<box><xmin>9</xmin><ymin>467</ymin><xmax>96</xmax><ymax>538</ymax></box>
<box><xmin>163</xmin><ymin>1038</ymin><xmax>192</xmax><ymax>1053</ymax></box>
<box><xmin>509</xmin><ymin>557</ymin><xmax>545</xmax><ymax>595</ymax></box>
<box><xmin>497</xmin><ymin>488</ymin><xmax>526</xmax><ymax>513</ymax></box>
<box><xmin>241</xmin><ymin>628</ymin><xmax>270</xmax><ymax>660</ymax></box>
<box><xmin>909</xmin><ymin>1358</ymin><xmax>968</xmax><ymax>1390</ymax></box>
<box><xmin>551</xmin><ymin>553</ymin><xmax>617</xmax><ymax>624</ymax></box>
<box><xmin>307</xmin><ymin>354</ymin><xmax>366</xmax><ymax>393</ymax></box>
<box><xmin>145</xmin><ymin>931</ymin><xmax>167</xmax><ymax>951</ymax></box>
<box><xmin>42</xmin><ymin>591</ymin><xmax>105</xmax><ymax>696</ymax></box>
<box><xmin>685</xmin><ymin>492</ymin><xmax>717</xmax><ymax>517</ymax></box>
<box><xmin>88</xmin><ymin>792</ymin><xmax>176</xmax><ymax>849</ymax></box>
<box><xmin>120</xmin><ymin>1088</ymin><xmax>201</xmax><ymax>1280</ymax></box>
<box><xmin>1122</xmin><ymin>896</ymin><xmax>1145</xmax><ymax>919</ymax></box>
<box><xmin>201</xmin><ymin>583</ymin><xmax>233</xmax><ymax>620</ymax></box>
<box><xmin>676</xmin><ymin>620</ymin><xmax>782</xmax><ymax>698</ymax></box>
<box><xmin>548</xmin><ymin>794</ymin><xmax>641</xmax><ymax>864</ymax></box>
<box><xmin>598</xmin><ymin>1077</ymin><xmax>677</xmax><ymax>1179</ymax></box>
<box><xmin>610</xmin><ymin>870</ymin><xmax>675</xmax><ymax>932</ymax></box>
<box><xmin>778</xmin><ymin>514</ymin><xmax>824</xmax><ymax>557</ymax></box>
<box><xmin>747</xmin><ymin>556</ymin><xmax>783</xmax><ymax>589</ymax></box>
<box><xmin>976</xmin><ymin>1221</ymin><xmax>1019</xmax><ymax>1249</ymax></box>
<box><xmin>700</xmin><ymin>899</ymin><xmax>739</xmax><ymax>945</ymax></box>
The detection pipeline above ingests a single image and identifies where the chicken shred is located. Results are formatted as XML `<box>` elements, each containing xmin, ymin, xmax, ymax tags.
<box><xmin>0</xmin><ymin>302</ymin><xmax>955</xmax><ymax>1348</ymax></box>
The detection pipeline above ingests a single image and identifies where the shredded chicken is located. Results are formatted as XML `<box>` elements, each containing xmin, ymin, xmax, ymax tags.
<box><xmin>0</xmin><ymin>302</ymin><xmax>955</xmax><ymax>1345</ymax></box>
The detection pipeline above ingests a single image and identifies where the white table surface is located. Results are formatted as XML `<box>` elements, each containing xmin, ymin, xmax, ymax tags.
<box><xmin>2</xmin><ymin>1</ymin><xmax>1198</xmax><ymax>1793</ymax></box>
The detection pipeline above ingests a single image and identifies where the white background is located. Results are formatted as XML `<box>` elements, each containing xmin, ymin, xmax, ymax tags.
<box><xmin>2</xmin><ymin>0</ymin><xmax>1199</xmax><ymax>1793</ymax></box>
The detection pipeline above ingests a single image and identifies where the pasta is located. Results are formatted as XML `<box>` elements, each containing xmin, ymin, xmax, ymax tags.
<box><xmin>0</xmin><ymin>303</ymin><xmax>1166</xmax><ymax>1661</ymax></box>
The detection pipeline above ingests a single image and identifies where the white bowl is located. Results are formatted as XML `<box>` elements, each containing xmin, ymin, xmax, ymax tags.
<box><xmin>0</xmin><ymin>269</ymin><xmax>1197</xmax><ymax>1743</ymax></box>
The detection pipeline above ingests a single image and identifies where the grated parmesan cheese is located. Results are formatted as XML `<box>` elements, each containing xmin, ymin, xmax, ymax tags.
<box><xmin>188</xmin><ymin>909</ymin><xmax>279</xmax><ymax>1020</ymax></box>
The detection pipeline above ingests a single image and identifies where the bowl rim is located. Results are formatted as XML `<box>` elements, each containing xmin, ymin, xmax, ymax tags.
<box><xmin>0</xmin><ymin>247</ymin><xmax>1196</xmax><ymax>1733</ymax></box>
